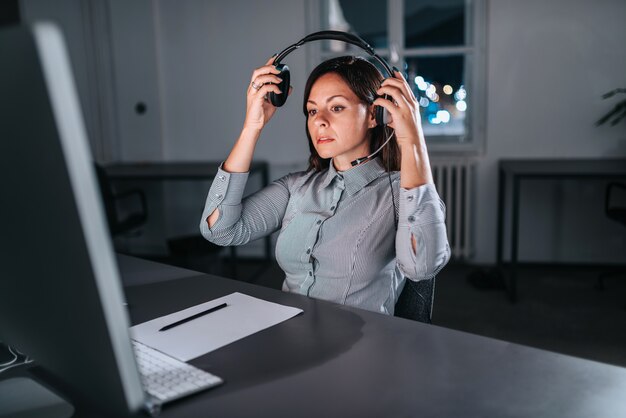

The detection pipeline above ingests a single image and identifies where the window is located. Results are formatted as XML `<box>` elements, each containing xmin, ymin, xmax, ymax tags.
<box><xmin>310</xmin><ymin>0</ymin><xmax>486</xmax><ymax>152</ymax></box>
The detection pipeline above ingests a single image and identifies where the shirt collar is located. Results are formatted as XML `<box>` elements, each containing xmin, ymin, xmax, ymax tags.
<box><xmin>320</xmin><ymin>157</ymin><xmax>387</xmax><ymax>196</ymax></box>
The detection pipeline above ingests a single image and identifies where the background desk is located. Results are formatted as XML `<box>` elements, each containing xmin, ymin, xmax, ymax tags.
<box><xmin>104</xmin><ymin>161</ymin><xmax>272</xmax><ymax>273</ymax></box>
<box><xmin>105</xmin><ymin>161</ymin><xmax>268</xmax><ymax>183</ymax></box>
<box><xmin>497</xmin><ymin>158</ymin><xmax>626</xmax><ymax>302</ymax></box>
<box><xmin>116</xmin><ymin>256</ymin><xmax>626</xmax><ymax>417</ymax></box>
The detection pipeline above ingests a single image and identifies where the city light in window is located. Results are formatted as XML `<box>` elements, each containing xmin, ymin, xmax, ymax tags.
<box><xmin>437</xmin><ymin>110</ymin><xmax>451</xmax><ymax>123</ymax></box>
<box><xmin>410</xmin><ymin>68</ymin><xmax>468</xmax><ymax>133</ymax></box>
<box><xmin>414</xmin><ymin>76</ymin><xmax>429</xmax><ymax>91</ymax></box>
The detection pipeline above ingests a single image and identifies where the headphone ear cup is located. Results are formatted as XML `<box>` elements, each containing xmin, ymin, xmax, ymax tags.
<box><xmin>375</xmin><ymin>105</ymin><xmax>389</xmax><ymax>127</ymax></box>
<box><xmin>268</xmin><ymin>64</ymin><xmax>290</xmax><ymax>107</ymax></box>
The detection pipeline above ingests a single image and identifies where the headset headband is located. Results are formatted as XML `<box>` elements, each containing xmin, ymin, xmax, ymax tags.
<box><xmin>274</xmin><ymin>30</ymin><xmax>393</xmax><ymax>77</ymax></box>
<box><xmin>267</xmin><ymin>30</ymin><xmax>393</xmax><ymax>130</ymax></box>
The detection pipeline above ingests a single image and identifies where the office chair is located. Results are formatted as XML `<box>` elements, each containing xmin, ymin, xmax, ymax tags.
<box><xmin>94</xmin><ymin>163</ymin><xmax>148</xmax><ymax>236</ymax></box>
<box><xmin>595</xmin><ymin>182</ymin><xmax>626</xmax><ymax>305</ymax></box>
<box><xmin>394</xmin><ymin>277</ymin><xmax>436</xmax><ymax>323</ymax></box>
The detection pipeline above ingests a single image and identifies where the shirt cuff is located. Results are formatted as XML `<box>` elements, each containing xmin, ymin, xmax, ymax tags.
<box><xmin>398</xmin><ymin>183</ymin><xmax>446</xmax><ymax>227</ymax></box>
<box><xmin>395</xmin><ymin>183</ymin><xmax>450</xmax><ymax>281</ymax></box>
<box><xmin>208</xmin><ymin>164</ymin><xmax>249</xmax><ymax>207</ymax></box>
<box><xmin>200</xmin><ymin>164</ymin><xmax>249</xmax><ymax>235</ymax></box>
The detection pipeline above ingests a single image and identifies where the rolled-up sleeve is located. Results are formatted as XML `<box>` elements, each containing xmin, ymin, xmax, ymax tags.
<box><xmin>199</xmin><ymin>164</ymin><xmax>292</xmax><ymax>247</ymax></box>
<box><xmin>395</xmin><ymin>183</ymin><xmax>451</xmax><ymax>281</ymax></box>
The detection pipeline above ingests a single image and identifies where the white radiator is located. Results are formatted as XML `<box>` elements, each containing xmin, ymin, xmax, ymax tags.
<box><xmin>430</xmin><ymin>157</ymin><xmax>474</xmax><ymax>259</ymax></box>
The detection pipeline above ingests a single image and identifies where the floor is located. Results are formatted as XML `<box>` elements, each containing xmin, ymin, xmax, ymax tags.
<box><xmin>433</xmin><ymin>263</ymin><xmax>626</xmax><ymax>368</ymax></box>
<box><xmin>186</xmin><ymin>255</ymin><xmax>626</xmax><ymax>368</ymax></box>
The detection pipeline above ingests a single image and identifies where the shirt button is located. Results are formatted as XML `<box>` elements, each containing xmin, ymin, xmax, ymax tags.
<box><xmin>308</xmin><ymin>271</ymin><xmax>312</xmax><ymax>276</ymax></box>
<box><xmin>215</xmin><ymin>193</ymin><xmax>223</xmax><ymax>199</ymax></box>
<box><xmin>306</xmin><ymin>248</ymin><xmax>311</xmax><ymax>254</ymax></box>
<box><xmin>316</xmin><ymin>220</ymin><xmax>322</xmax><ymax>225</ymax></box>
<box><xmin>408</xmin><ymin>215</ymin><xmax>415</xmax><ymax>222</ymax></box>
<box><xmin>330</xmin><ymin>206</ymin><xmax>335</xmax><ymax>211</ymax></box>
<box><xmin>218</xmin><ymin>175</ymin><xmax>226</xmax><ymax>181</ymax></box>
<box><xmin>407</xmin><ymin>195</ymin><xmax>414</xmax><ymax>201</ymax></box>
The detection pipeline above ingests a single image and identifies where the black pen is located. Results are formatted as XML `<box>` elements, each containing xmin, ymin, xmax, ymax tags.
<box><xmin>159</xmin><ymin>303</ymin><xmax>228</xmax><ymax>332</ymax></box>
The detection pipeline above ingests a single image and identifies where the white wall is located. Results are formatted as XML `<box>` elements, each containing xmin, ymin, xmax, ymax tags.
<box><xmin>474</xmin><ymin>0</ymin><xmax>626</xmax><ymax>263</ymax></box>
<box><xmin>155</xmin><ymin>0</ymin><xmax>310</xmax><ymax>167</ymax></box>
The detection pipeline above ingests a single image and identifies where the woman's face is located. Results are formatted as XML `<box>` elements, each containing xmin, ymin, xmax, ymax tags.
<box><xmin>306</xmin><ymin>72</ymin><xmax>375</xmax><ymax>171</ymax></box>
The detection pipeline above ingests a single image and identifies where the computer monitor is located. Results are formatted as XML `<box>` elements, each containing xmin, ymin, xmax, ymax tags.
<box><xmin>0</xmin><ymin>23</ymin><xmax>146</xmax><ymax>415</ymax></box>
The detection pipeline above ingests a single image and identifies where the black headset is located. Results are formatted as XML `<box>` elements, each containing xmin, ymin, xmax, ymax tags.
<box><xmin>268</xmin><ymin>30</ymin><xmax>393</xmax><ymax>127</ymax></box>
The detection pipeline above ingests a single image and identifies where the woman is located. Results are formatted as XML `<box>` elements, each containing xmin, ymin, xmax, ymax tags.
<box><xmin>200</xmin><ymin>55</ymin><xmax>450</xmax><ymax>315</ymax></box>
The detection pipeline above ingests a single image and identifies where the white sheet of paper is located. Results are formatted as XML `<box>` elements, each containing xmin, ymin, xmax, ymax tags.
<box><xmin>130</xmin><ymin>292</ymin><xmax>303</xmax><ymax>361</ymax></box>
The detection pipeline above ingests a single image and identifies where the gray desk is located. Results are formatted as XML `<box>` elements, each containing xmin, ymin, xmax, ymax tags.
<box><xmin>116</xmin><ymin>256</ymin><xmax>626</xmax><ymax>417</ymax></box>
<box><xmin>4</xmin><ymin>255</ymin><xmax>626</xmax><ymax>416</ymax></box>
<box><xmin>497</xmin><ymin>158</ymin><xmax>626</xmax><ymax>302</ymax></box>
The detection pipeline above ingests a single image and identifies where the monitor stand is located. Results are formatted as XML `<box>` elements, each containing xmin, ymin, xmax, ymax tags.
<box><xmin>0</xmin><ymin>377</ymin><xmax>74</xmax><ymax>418</ymax></box>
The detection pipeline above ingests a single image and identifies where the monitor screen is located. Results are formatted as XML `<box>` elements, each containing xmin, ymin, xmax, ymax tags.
<box><xmin>0</xmin><ymin>23</ymin><xmax>145</xmax><ymax>415</ymax></box>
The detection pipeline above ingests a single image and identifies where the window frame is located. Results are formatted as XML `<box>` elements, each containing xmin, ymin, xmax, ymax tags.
<box><xmin>307</xmin><ymin>0</ymin><xmax>487</xmax><ymax>155</ymax></box>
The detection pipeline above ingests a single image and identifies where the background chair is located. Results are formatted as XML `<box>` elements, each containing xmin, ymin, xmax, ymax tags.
<box><xmin>166</xmin><ymin>234</ymin><xmax>226</xmax><ymax>276</ymax></box>
<box><xmin>595</xmin><ymin>182</ymin><xmax>626</xmax><ymax>302</ymax></box>
<box><xmin>394</xmin><ymin>278</ymin><xmax>436</xmax><ymax>323</ymax></box>
<box><xmin>94</xmin><ymin>163</ymin><xmax>147</xmax><ymax>236</ymax></box>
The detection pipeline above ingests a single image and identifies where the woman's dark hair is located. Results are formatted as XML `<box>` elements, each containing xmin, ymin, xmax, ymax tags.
<box><xmin>302</xmin><ymin>56</ymin><xmax>400</xmax><ymax>172</ymax></box>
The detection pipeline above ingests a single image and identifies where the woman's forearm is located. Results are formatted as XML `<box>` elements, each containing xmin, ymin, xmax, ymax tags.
<box><xmin>398</xmin><ymin>139</ymin><xmax>434</xmax><ymax>189</ymax></box>
<box><xmin>206</xmin><ymin>127</ymin><xmax>262</xmax><ymax>228</ymax></box>
<box><xmin>206</xmin><ymin>207</ymin><xmax>220</xmax><ymax>228</ymax></box>
<box><xmin>223</xmin><ymin>126</ymin><xmax>262</xmax><ymax>173</ymax></box>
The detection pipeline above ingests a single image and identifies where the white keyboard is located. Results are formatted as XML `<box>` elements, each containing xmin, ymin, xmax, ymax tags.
<box><xmin>132</xmin><ymin>340</ymin><xmax>223</xmax><ymax>404</ymax></box>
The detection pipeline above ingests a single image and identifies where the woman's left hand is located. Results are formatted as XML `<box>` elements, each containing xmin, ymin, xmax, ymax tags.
<box><xmin>373</xmin><ymin>69</ymin><xmax>424</xmax><ymax>148</ymax></box>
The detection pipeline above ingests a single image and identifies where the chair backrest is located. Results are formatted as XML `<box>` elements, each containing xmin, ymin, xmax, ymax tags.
<box><xmin>394</xmin><ymin>278</ymin><xmax>436</xmax><ymax>323</ymax></box>
<box><xmin>93</xmin><ymin>163</ymin><xmax>118</xmax><ymax>234</ymax></box>
<box><xmin>606</xmin><ymin>182</ymin><xmax>626</xmax><ymax>226</ymax></box>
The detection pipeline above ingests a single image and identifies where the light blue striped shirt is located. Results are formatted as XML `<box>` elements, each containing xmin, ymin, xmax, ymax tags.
<box><xmin>200</xmin><ymin>157</ymin><xmax>450</xmax><ymax>315</ymax></box>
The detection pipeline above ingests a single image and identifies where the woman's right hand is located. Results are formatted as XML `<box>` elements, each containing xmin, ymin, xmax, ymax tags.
<box><xmin>223</xmin><ymin>56</ymin><xmax>290</xmax><ymax>174</ymax></box>
<box><xmin>243</xmin><ymin>56</ymin><xmax>285</xmax><ymax>132</ymax></box>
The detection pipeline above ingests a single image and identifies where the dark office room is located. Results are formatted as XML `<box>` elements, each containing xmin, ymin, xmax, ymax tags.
<box><xmin>1</xmin><ymin>0</ymin><xmax>626</xmax><ymax>417</ymax></box>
